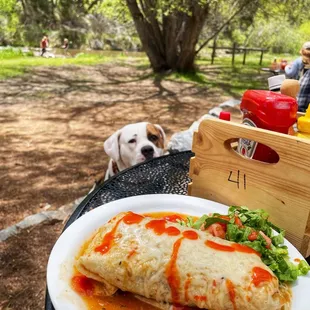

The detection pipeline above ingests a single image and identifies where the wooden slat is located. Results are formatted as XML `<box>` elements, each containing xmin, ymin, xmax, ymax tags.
<box><xmin>189</xmin><ymin>119</ymin><xmax>310</xmax><ymax>256</ymax></box>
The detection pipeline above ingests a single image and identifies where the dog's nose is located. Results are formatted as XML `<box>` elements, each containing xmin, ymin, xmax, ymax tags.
<box><xmin>141</xmin><ymin>145</ymin><xmax>154</xmax><ymax>158</ymax></box>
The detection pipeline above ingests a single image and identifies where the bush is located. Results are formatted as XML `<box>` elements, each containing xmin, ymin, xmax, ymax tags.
<box><xmin>0</xmin><ymin>47</ymin><xmax>33</xmax><ymax>59</ymax></box>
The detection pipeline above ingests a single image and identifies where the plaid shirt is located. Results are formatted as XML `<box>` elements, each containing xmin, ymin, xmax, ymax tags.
<box><xmin>297</xmin><ymin>69</ymin><xmax>310</xmax><ymax>112</ymax></box>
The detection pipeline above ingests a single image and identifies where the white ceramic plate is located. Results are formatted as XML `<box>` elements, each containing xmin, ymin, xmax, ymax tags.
<box><xmin>47</xmin><ymin>194</ymin><xmax>310</xmax><ymax>310</ymax></box>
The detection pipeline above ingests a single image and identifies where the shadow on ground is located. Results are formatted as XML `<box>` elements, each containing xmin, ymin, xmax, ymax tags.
<box><xmin>0</xmin><ymin>61</ymin><xmax>232</xmax><ymax>309</ymax></box>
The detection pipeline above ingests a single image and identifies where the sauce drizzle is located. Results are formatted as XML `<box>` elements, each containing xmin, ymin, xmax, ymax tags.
<box><xmin>184</xmin><ymin>276</ymin><xmax>191</xmax><ymax>302</ymax></box>
<box><xmin>123</xmin><ymin>212</ymin><xmax>144</xmax><ymax>224</ymax></box>
<box><xmin>95</xmin><ymin>212</ymin><xmax>144</xmax><ymax>255</ymax></box>
<box><xmin>252</xmin><ymin>267</ymin><xmax>273</xmax><ymax>287</ymax></box>
<box><xmin>226</xmin><ymin>279</ymin><xmax>237</xmax><ymax>310</ymax></box>
<box><xmin>205</xmin><ymin>240</ymin><xmax>235</xmax><ymax>252</ymax></box>
<box><xmin>183</xmin><ymin>230</ymin><xmax>199</xmax><ymax>240</ymax></box>
<box><xmin>71</xmin><ymin>274</ymin><xmax>95</xmax><ymax>296</ymax></box>
<box><xmin>205</xmin><ymin>240</ymin><xmax>260</xmax><ymax>256</ymax></box>
<box><xmin>166</xmin><ymin>226</ymin><xmax>182</xmax><ymax>236</ymax></box>
<box><xmin>166</xmin><ymin>237</ymin><xmax>184</xmax><ymax>303</ymax></box>
<box><xmin>231</xmin><ymin>243</ymin><xmax>260</xmax><ymax>256</ymax></box>
<box><xmin>95</xmin><ymin>216</ymin><xmax>124</xmax><ymax>254</ymax></box>
<box><xmin>145</xmin><ymin>219</ymin><xmax>181</xmax><ymax>236</ymax></box>
<box><xmin>194</xmin><ymin>295</ymin><xmax>207</xmax><ymax>301</ymax></box>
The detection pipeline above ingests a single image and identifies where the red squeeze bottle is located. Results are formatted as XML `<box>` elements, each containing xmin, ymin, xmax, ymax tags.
<box><xmin>238</xmin><ymin>90</ymin><xmax>297</xmax><ymax>163</ymax></box>
<box><xmin>219</xmin><ymin>111</ymin><xmax>231</xmax><ymax>121</ymax></box>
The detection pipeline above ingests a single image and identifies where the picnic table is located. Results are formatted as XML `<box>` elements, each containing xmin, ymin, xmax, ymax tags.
<box><xmin>261</xmin><ymin>68</ymin><xmax>285</xmax><ymax>75</ymax></box>
<box><xmin>45</xmin><ymin>150</ymin><xmax>310</xmax><ymax>309</ymax></box>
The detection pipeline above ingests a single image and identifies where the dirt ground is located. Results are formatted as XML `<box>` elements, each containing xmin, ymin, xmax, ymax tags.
<box><xmin>0</xmin><ymin>62</ymin><xmax>235</xmax><ymax>309</ymax></box>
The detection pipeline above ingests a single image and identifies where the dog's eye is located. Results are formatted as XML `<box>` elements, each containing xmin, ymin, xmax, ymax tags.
<box><xmin>128</xmin><ymin>139</ymin><xmax>136</xmax><ymax>144</ymax></box>
<box><xmin>149</xmin><ymin>135</ymin><xmax>158</xmax><ymax>142</ymax></box>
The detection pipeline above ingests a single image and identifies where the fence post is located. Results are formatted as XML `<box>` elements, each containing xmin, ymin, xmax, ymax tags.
<box><xmin>259</xmin><ymin>50</ymin><xmax>264</xmax><ymax>65</ymax></box>
<box><xmin>232</xmin><ymin>42</ymin><xmax>236</xmax><ymax>66</ymax></box>
<box><xmin>211</xmin><ymin>37</ymin><xmax>217</xmax><ymax>64</ymax></box>
<box><xmin>243</xmin><ymin>48</ymin><xmax>247</xmax><ymax>65</ymax></box>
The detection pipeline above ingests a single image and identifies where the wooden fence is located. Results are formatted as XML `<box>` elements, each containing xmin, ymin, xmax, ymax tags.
<box><xmin>209</xmin><ymin>41</ymin><xmax>268</xmax><ymax>65</ymax></box>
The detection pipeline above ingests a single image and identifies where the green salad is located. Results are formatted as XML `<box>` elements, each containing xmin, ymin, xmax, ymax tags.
<box><xmin>177</xmin><ymin>206</ymin><xmax>310</xmax><ymax>282</ymax></box>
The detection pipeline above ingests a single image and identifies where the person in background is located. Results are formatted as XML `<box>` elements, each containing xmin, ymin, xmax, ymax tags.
<box><xmin>285</xmin><ymin>42</ymin><xmax>310</xmax><ymax>80</ymax></box>
<box><xmin>40</xmin><ymin>35</ymin><xmax>48</xmax><ymax>57</ymax></box>
<box><xmin>62</xmin><ymin>38</ymin><xmax>69</xmax><ymax>50</ymax></box>
<box><xmin>62</xmin><ymin>38</ymin><xmax>70</xmax><ymax>56</ymax></box>
<box><xmin>297</xmin><ymin>69</ymin><xmax>310</xmax><ymax>112</ymax></box>
<box><xmin>270</xmin><ymin>58</ymin><xmax>280</xmax><ymax>71</ymax></box>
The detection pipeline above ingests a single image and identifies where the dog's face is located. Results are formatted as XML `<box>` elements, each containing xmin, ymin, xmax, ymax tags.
<box><xmin>104</xmin><ymin>122</ymin><xmax>166</xmax><ymax>169</ymax></box>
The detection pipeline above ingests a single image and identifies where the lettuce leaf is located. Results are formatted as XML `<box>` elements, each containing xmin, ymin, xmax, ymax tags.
<box><xmin>180</xmin><ymin>206</ymin><xmax>310</xmax><ymax>283</ymax></box>
<box><xmin>298</xmin><ymin>260</ymin><xmax>310</xmax><ymax>275</ymax></box>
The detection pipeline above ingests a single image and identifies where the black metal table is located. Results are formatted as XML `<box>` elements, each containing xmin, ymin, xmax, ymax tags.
<box><xmin>45</xmin><ymin>150</ymin><xmax>194</xmax><ymax>310</ymax></box>
<box><xmin>45</xmin><ymin>150</ymin><xmax>310</xmax><ymax>309</ymax></box>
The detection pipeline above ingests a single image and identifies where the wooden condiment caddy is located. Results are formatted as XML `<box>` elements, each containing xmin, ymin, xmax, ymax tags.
<box><xmin>188</xmin><ymin>119</ymin><xmax>310</xmax><ymax>257</ymax></box>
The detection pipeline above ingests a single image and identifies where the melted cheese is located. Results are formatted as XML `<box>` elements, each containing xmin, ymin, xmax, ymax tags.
<box><xmin>77</xmin><ymin>212</ymin><xmax>290</xmax><ymax>310</ymax></box>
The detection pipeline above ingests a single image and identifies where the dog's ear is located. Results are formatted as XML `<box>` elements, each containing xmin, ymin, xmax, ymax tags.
<box><xmin>154</xmin><ymin>124</ymin><xmax>166</xmax><ymax>144</ymax></box>
<box><xmin>104</xmin><ymin>130</ymin><xmax>121</xmax><ymax>162</ymax></box>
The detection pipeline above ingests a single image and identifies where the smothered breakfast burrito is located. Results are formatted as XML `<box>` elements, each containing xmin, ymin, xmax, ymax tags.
<box><xmin>76</xmin><ymin>212</ymin><xmax>290</xmax><ymax>310</ymax></box>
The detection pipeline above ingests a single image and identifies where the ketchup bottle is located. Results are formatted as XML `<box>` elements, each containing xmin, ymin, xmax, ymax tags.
<box><xmin>238</xmin><ymin>90</ymin><xmax>298</xmax><ymax>163</ymax></box>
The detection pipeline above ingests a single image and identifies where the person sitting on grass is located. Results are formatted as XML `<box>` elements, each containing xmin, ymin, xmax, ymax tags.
<box><xmin>285</xmin><ymin>42</ymin><xmax>310</xmax><ymax>80</ymax></box>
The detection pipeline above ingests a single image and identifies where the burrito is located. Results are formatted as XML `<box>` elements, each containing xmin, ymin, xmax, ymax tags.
<box><xmin>76</xmin><ymin>212</ymin><xmax>290</xmax><ymax>310</ymax></box>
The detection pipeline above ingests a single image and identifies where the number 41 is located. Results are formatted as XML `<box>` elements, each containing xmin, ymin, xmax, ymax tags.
<box><xmin>228</xmin><ymin>170</ymin><xmax>246</xmax><ymax>190</ymax></box>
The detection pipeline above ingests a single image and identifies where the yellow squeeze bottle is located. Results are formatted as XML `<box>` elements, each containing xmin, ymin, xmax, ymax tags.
<box><xmin>295</xmin><ymin>105</ymin><xmax>310</xmax><ymax>139</ymax></box>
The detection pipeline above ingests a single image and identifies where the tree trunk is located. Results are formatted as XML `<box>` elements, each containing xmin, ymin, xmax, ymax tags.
<box><xmin>126</xmin><ymin>0</ymin><xmax>209</xmax><ymax>73</ymax></box>
<box><xmin>177</xmin><ymin>4</ymin><xmax>209</xmax><ymax>72</ymax></box>
<box><xmin>126</xmin><ymin>0</ymin><xmax>168</xmax><ymax>72</ymax></box>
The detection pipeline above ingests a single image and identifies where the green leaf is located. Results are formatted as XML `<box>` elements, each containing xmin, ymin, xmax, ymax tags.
<box><xmin>226</xmin><ymin>224</ymin><xmax>243</xmax><ymax>242</ymax></box>
<box><xmin>192</xmin><ymin>215</ymin><xmax>208</xmax><ymax>229</ymax></box>
<box><xmin>271</xmin><ymin>232</ymin><xmax>284</xmax><ymax>246</ymax></box>
<box><xmin>177</xmin><ymin>216</ymin><xmax>195</xmax><ymax>227</ymax></box>
<box><xmin>241</xmin><ymin>240</ymin><xmax>265</xmax><ymax>253</ymax></box>
<box><xmin>298</xmin><ymin>260</ymin><xmax>310</xmax><ymax>276</ymax></box>
<box><xmin>203</xmin><ymin>217</ymin><xmax>229</xmax><ymax>229</ymax></box>
<box><xmin>267</xmin><ymin>220</ymin><xmax>285</xmax><ymax>234</ymax></box>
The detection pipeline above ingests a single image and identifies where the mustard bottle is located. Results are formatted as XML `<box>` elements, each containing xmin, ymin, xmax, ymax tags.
<box><xmin>295</xmin><ymin>105</ymin><xmax>310</xmax><ymax>139</ymax></box>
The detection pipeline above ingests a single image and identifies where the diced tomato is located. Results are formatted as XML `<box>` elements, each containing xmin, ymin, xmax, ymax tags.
<box><xmin>162</xmin><ymin>214</ymin><xmax>183</xmax><ymax>223</ymax></box>
<box><xmin>217</xmin><ymin>222</ymin><xmax>227</xmax><ymax>230</ymax></box>
<box><xmin>259</xmin><ymin>231</ymin><xmax>272</xmax><ymax>249</ymax></box>
<box><xmin>234</xmin><ymin>215</ymin><xmax>243</xmax><ymax>227</ymax></box>
<box><xmin>207</xmin><ymin>223</ymin><xmax>226</xmax><ymax>239</ymax></box>
<box><xmin>212</xmin><ymin>215</ymin><xmax>229</xmax><ymax>230</ymax></box>
<box><xmin>248</xmin><ymin>230</ymin><xmax>258</xmax><ymax>241</ymax></box>
<box><xmin>219</xmin><ymin>215</ymin><xmax>230</xmax><ymax>221</ymax></box>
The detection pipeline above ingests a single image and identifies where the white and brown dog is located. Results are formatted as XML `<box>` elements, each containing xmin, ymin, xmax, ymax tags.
<box><xmin>103</xmin><ymin>122</ymin><xmax>166</xmax><ymax>180</ymax></box>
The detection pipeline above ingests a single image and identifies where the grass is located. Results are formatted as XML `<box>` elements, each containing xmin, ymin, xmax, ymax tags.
<box><xmin>165</xmin><ymin>52</ymin><xmax>299</xmax><ymax>97</ymax></box>
<box><xmin>0</xmin><ymin>48</ymin><xmax>299</xmax><ymax>97</ymax></box>
<box><xmin>0</xmin><ymin>50</ymin><xmax>147</xmax><ymax>80</ymax></box>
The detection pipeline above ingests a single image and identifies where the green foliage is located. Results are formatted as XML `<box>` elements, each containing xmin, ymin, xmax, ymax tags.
<box><xmin>0</xmin><ymin>47</ymin><xmax>24</xmax><ymax>59</ymax></box>
<box><xmin>95</xmin><ymin>0</ymin><xmax>131</xmax><ymax>23</ymax></box>
<box><xmin>299</xmin><ymin>21</ymin><xmax>310</xmax><ymax>39</ymax></box>
<box><xmin>0</xmin><ymin>0</ymin><xmax>16</xmax><ymax>12</ymax></box>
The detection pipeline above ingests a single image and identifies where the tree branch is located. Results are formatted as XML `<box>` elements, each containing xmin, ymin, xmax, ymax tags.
<box><xmin>195</xmin><ymin>1</ymin><xmax>251</xmax><ymax>55</ymax></box>
<box><xmin>87</xmin><ymin>0</ymin><xmax>101</xmax><ymax>12</ymax></box>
